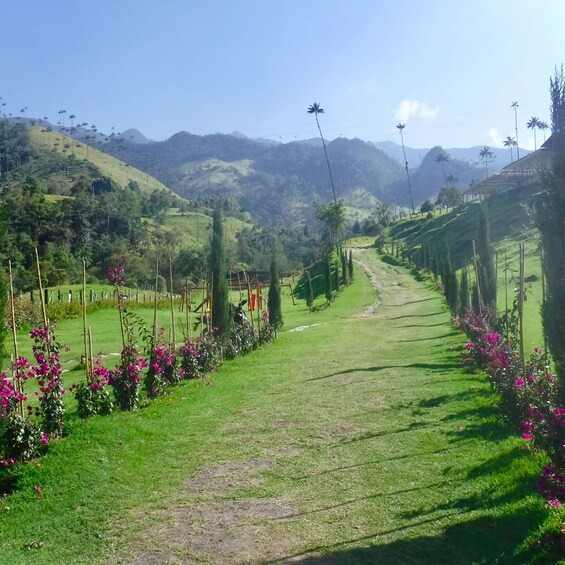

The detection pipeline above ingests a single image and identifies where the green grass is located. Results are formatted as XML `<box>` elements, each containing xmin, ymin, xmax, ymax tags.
<box><xmin>158</xmin><ymin>209</ymin><xmax>252</xmax><ymax>249</ymax></box>
<box><xmin>390</xmin><ymin>185</ymin><xmax>545</xmax><ymax>351</ymax></box>
<box><xmin>0</xmin><ymin>251</ymin><xmax>562</xmax><ymax>564</ymax></box>
<box><xmin>28</xmin><ymin>127</ymin><xmax>176</xmax><ymax>196</ymax></box>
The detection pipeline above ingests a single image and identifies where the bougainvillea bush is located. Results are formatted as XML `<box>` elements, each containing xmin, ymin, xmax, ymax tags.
<box><xmin>457</xmin><ymin>308</ymin><xmax>565</xmax><ymax>506</ymax></box>
<box><xmin>29</xmin><ymin>323</ymin><xmax>65</xmax><ymax>438</ymax></box>
<box><xmin>72</xmin><ymin>359</ymin><xmax>114</xmax><ymax>419</ymax></box>
<box><xmin>145</xmin><ymin>335</ymin><xmax>179</xmax><ymax>398</ymax></box>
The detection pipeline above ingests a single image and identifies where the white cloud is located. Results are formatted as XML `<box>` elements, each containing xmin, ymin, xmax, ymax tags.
<box><xmin>487</xmin><ymin>128</ymin><xmax>503</xmax><ymax>147</ymax></box>
<box><xmin>394</xmin><ymin>99</ymin><xmax>439</xmax><ymax>122</ymax></box>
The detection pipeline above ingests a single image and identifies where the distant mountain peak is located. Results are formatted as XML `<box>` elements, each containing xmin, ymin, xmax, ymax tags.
<box><xmin>118</xmin><ymin>128</ymin><xmax>153</xmax><ymax>144</ymax></box>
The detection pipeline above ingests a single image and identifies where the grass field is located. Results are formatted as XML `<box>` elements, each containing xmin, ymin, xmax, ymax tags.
<box><xmin>28</xmin><ymin>127</ymin><xmax>175</xmax><ymax>196</ymax></box>
<box><xmin>389</xmin><ymin>185</ymin><xmax>545</xmax><ymax>351</ymax></box>
<box><xmin>1</xmin><ymin>250</ymin><xmax>562</xmax><ymax>564</ymax></box>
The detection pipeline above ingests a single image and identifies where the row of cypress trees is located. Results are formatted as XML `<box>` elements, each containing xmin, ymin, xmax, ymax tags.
<box><xmin>210</xmin><ymin>208</ymin><xmax>282</xmax><ymax>336</ymax></box>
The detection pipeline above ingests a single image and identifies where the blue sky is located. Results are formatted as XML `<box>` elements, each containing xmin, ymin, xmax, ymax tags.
<box><xmin>2</xmin><ymin>0</ymin><xmax>564</xmax><ymax>149</ymax></box>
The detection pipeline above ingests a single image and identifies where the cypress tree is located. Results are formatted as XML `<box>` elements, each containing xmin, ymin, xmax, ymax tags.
<box><xmin>209</xmin><ymin>208</ymin><xmax>230</xmax><ymax>336</ymax></box>
<box><xmin>305</xmin><ymin>270</ymin><xmax>314</xmax><ymax>309</ymax></box>
<box><xmin>0</xmin><ymin>204</ymin><xmax>6</xmax><ymax>369</ymax></box>
<box><xmin>341</xmin><ymin>250</ymin><xmax>348</xmax><ymax>285</ymax></box>
<box><xmin>471</xmin><ymin>282</ymin><xmax>481</xmax><ymax>312</ymax></box>
<box><xmin>536</xmin><ymin>66</ymin><xmax>565</xmax><ymax>400</ymax></box>
<box><xmin>459</xmin><ymin>266</ymin><xmax>470</xmax><ymax>315</ymax></box>
<box><xmin>333</xmin><ymin>259</ymin><xmax>340</xmax><ymax>292</ymax></box>
<box><xmin>477</xmin><ymin>203</ymin><xmax>497</xmax><ymax>311</ymax></box>
<box><xmin>325</xmin><ymin>255</ymin><xmax>333</xmax><ymax>302</ymax></box>
<box><xmin>348</xmin><ymin>250</ymin><xmax>354</xmax><ymax>280</ymax></box>
<box><xmin>268</xmin><ymin>256</ymin><xmax>283</xmax><ymax>329</ymax></box>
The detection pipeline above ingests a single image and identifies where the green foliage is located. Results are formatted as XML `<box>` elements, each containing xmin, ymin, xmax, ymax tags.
<box><xmin>348</xmin><ymin>250</ymin><xmax>354</xmax><ymax>280</ymax></box>
<box><xmin>210</xmin><ymin>209</ymin><xmax>230</xmax><ymax>336</ymax></box>
<box><xmin>305</xmin><ymin>270</ymin><xmax>314</xmax><ymax>308</ymax></box>
<box><xmin>324</xmin><ymin>256</ymin><xmax>333</xmax><ymax>302</ymax></box>
<box><xmin>316</xmin><ymin>200</ymin><xmax>346</xmax><ymax>253</ymax></box>
<box><xmin>537</xmin><ymin>65</ymin><xmax>565</xmax><ymax>402</ymax></box>
<box><xmin>442</xmin><ymin>249</ymin><xmax>459</xmax><ymax>314</ymax></box>
<box><xmin>0</xmin><ymin>205</ymin><xmax>7</xmax><ymax>367</ymax></box>
<box><xmin>267</xmin><ymin>256</ymin><xmax>283</xmax><ymax>329</ymax></box>
<box><xmin>477</xmin><ymin>203</ymin><xmax>497</xmax><ymax>311</ymax></box>
<box><xmin>341</xmin><ymin>249</ymin><xmax>348</xmax><ymax>285</ymax></box>
<box><xmin>420</xmin><ymin>199</ymin><xmax>434</xmax><ymax>214</ymax></box>
<box><xmin>435</xmin><ymin>186</ymin><xmax>463</xmax><ymax>209</ymax></box>
<box><xmin>459</xmin><ymin>266</ymin><xmax>470</xmax><ymax>315</ymax></box>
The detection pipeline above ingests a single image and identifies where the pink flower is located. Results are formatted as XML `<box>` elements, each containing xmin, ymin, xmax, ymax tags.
<box><xmin>521</xmin><ymin>432</ymin><xmax>533</xmax><ymax>440</ymax></box>
<box><xmin>34</xmin><ymin>485</ymin><xmax>42</xmax><ymax>492</ymax></box>
<box><xmin>41</xmin><ymin>432</ymin><xmax>49</xmax><ymax>445</ymax></box>
<box><xmin>514</xmin><ymin>378</ymin><xmax>525</xmax><ymax>388</ymax></box>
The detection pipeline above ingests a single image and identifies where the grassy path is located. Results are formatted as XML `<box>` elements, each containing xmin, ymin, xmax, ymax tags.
<box><xmin>0</xmin><ymin>250</ymin><xmax>550</xmax><ymax>564</ymax></box>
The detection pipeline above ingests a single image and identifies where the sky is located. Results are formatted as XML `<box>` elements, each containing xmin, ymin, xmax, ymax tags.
<box><xmin>2</xmin><ymin>0</ymin><xmax>564</xmax><ymax>150</ymax></box>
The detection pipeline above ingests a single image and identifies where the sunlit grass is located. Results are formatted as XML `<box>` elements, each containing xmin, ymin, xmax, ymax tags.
<box><xmin>0</xmin><ymin>253</ymin><xmax>560</xmax><ymax>564</ymax></box>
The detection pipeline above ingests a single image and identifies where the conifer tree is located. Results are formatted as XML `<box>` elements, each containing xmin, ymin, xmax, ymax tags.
<box><xmin>325</xmin><ymin>256</ymin><xmax>333</xmax><ymax>302</ymax></box>
<box><xmin>333</xmin><ymin>259</ymin><xmax>340</xmax><ymax>292</ymax></box>
<box><xmin>459</xmin><ymin>266</ymin><xmax>470</xmax><ymax>315</ymax></box>
<box><xmin>305</xmin><ymin>270</ymin><xmax>314</xmax><ymax>309</ymax></box>
<box><xmin>477</xmin><ymin>203</ymin><xmax>497</xmax><ymax>312</ymax></box>
<box><xmin>341</xmin><ymin>250</ymin><xmax>348</xmax><ymax>285</ymax></box>
<box><xmin>536</xmin><ymin>65</ymin><xmax>565</xmax><ymax>399</ymax></box>
<box><xmin>0</xmin><ymin>204</ymin><xmax>6</xmax><ymax>369</ymax></box>
<box><xmin>210</xmin><ymin>208</ymin><xmax>230</xmax><ymax>335</ymax></box>
<box><xmin>348</xmin><ymin>250</ymin><xmax>354</xmax><ymax>280</ymax></box>
<box><xmin>268</xmin><ymin>256</ymin><xmax>283</xmax><ymax>329</ymax></box>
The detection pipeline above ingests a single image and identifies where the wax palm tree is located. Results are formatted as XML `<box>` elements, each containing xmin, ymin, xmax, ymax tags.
<box><xmin>527</xmin><ymin>116</ymin><xmax>541</xmax><ymax>150</ymax></box>
<box><xmin>446</xmin><ymin>174</ymin><xmax>459</xmax><ymax>188</ymax></box>
<box><xmin>503</xmin><ymin>136</ymin><xmax>517</xmax><ymax>162</ymax></box>
<box><xmin>538</xmin><ymin>120</ymin><xmax>549</xmax><ymax>142</ymax></box>
<box><xmin>511</xmin><ymin>101</ymin><xmax>520</xmax><ymax>159</ymax></box>
<box><xmin>479</xmin><ymin>146</ymin><xmax>494</xmax><ymax>179</ymax></box>
<box><xmin>435</xmin><ymin>152</ymin><xmax>449</xmax><ymax>185</ymax></box>
<box><xmin>307</xmin><ymin>103</ymin><xmax>337</xmax><ymax>204</ymax></box>
<box><xmin>396</xmin><ymin>123</ymin><xmax>415</xmax><ymax>213</ymax></box>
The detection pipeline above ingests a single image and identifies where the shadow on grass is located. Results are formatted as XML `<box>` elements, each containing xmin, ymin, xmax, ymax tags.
<box><xmin>396</xmin><ymin>321</ymin><xmax>451</xmax><ymax>328</ymax></box>
<box><xmin>387</xmin><ymin>311</ymin><xmax>445</xmax><ymax>320</ymax></box>
<box><xmin>397</xmin><ymin>331</ymin><xmax>460</xmax><ymax>343</ymax></box>
<box><xmin>271</xmin><ymin>510</ymin><xmax>547</xmax><ymax>564</ymax></box>
<box><xmin>402</xmin><ymin>297</ymin><xmax>438</xmax><ymax>306</ymax></box>
<box><xmin>307</xmin><ymin>362</ymin><xmax>464</xmax><ymax>382</ymax></box>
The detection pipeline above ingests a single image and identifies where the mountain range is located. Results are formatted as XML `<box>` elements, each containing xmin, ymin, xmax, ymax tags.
<box><xmin>13</xmin><ymin>117</ymin><xmax>498</xmax><ymax>225</ymax></box>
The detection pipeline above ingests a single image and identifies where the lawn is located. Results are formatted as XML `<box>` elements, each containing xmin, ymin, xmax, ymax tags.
<box><xmin>0</xmin><ymin>250</ymin><xmax>562</xmax><ymax>564</ymax></box>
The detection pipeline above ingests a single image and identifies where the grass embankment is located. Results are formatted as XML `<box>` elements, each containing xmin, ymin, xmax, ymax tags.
<box><xmin>28</xmin><ymin>127</ymin><xmax>172</xmax><ymax>196</ymax></box>
<box><xmin>0</xmin><ymin>250</ymin><xmax>562</xmax><ymax>564</ymax></box>
<box><xmin>390</xmin><ymin>184</ymin><xmax>544</xmax><ymax>350</ymax></box>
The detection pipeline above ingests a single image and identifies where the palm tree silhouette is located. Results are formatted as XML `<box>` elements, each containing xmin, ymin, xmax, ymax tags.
<box><xmin>434</xmin><ymin>152</ymin><xmax>449</xmax><ymax>185</ymax></box>
<box><xmin>527</xmin><ymin>116</ymin><xmax>541</xmax><ymax>150</ymax></box>
<box><xmin>503</xmin><ymin>136</ymin><xmax>517</xmax><ymax>163</ymax></box>
<box><xmin>307</xmin><ymin>103</ymin><xmax>337</xmax><ymax>204</ymax></box>
<box><xmin>511</xmin><ymin>101</ymin><xmax>520</xmax><ymax>160</ymax></box>
<box><xmin>538</xmin><ymin>120</ymin><xmax>549</xmax><ymax>143</ymax></box>
<box><xmin>479</xmin><ymin>146</ymin><xmax>494</xmax><ymax>179</ymax></box>
<box><xmin>396</xmin><ymin>123</ymin><xmax>415</xmax><ymax>213</ymax></box>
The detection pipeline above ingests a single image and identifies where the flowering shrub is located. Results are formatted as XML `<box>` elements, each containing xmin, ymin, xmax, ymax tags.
<box><xmin>223</xmin><ymin>325</ymin><xmax>257</xmax><ymax>360</ymax></box>
<box><xmin>107</xmin><ymin>256</ymin><xmax>148</xmax><ymax>410</ymax></box>
<box><xmin>195</xmin><ymin>333</ymin><xmax>223</xmax><ymax>374</ymax></box>
<box><xmin>1</xmin><ymin>369</ymin><xmax>46</xmax><ymax>464</ymax></box>
<box><xmin>145</xmin><ymin>338</ymin><xmax>179</xmax><ymax>398</ymax></box>
<box><xmin>109</xmin><ymin>344</ymin><xmax>146</xmax><ymax>411</ymax></box>
<box><xmin>457</xmin><ymin>308</ymin><xmax>565</xmax><ymax>506</ymax></box>
<box><xmin>73</xmin><ymin>360</ymin><xmax>114</xmax><ymax>419</ymax></box>
<box><xmin>29</xmin><ymin>323</ymin><xmax>65</xmax><ymax>438</ymax></box>
<box><xmin>178</xmin><ymin>339</ymin><xmax>201</xmax><ymax>380</ymax></box>
<box><xmin>178</xmin><ymin>333</ymin><xmax>222</xmax><ymax>379</ymax></box>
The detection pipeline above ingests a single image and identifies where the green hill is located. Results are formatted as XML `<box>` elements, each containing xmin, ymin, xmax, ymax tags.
<box><xmin>28</xmin><ymin>126</ymin><xmax>177</xmax><ymax>196</ymax></box>
<box><xmin>389</xmin><ymin>184</ymin><xmax>543</xmax><ymax>349</ymax></box>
